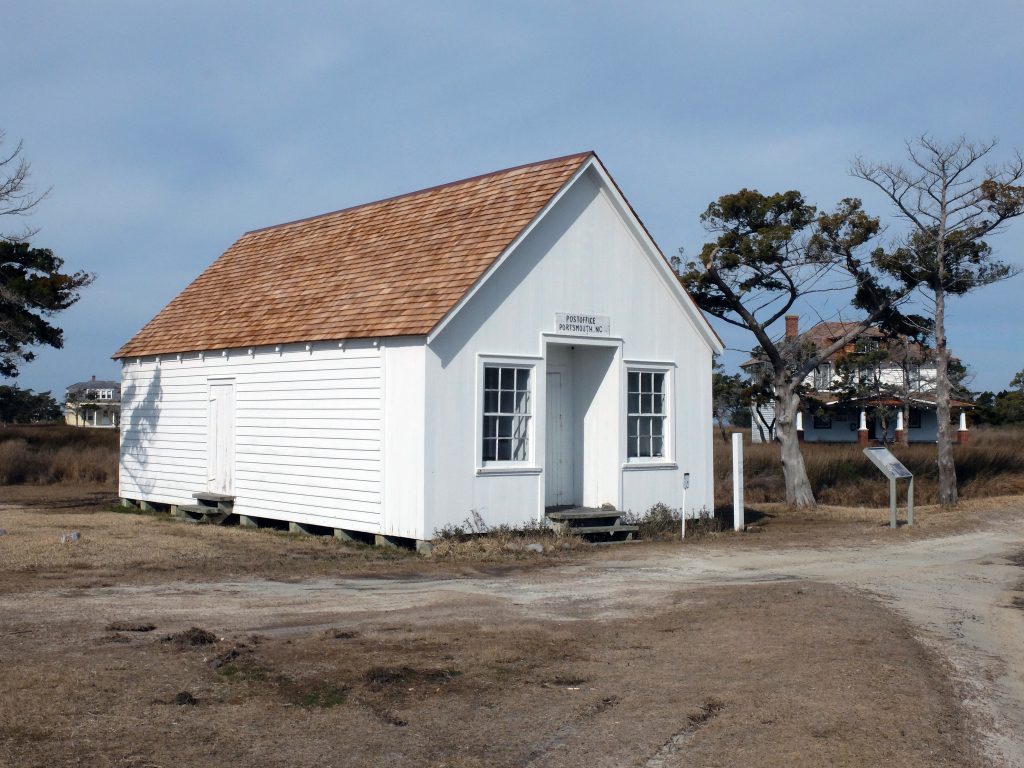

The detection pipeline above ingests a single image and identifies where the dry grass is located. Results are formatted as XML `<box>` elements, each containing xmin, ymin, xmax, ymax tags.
<box><xmin>714</xmin><ymin>425</ymin><xmax>1024</xmax><ymax>507</ymax></box>
<box><xmin>0</xmin><ymin>487</ymin><xmax>585</xmax><ymax>594</ymax></box>
<box><xmin>0</xmin><ymin>425</ymin><xmax>117</xmax><ymax>486</ymax></box>
<box><xmin>0</xmin><ymin>580</ymin><xmax>978</xmax><ymax>768</ymax></box>
<box><xmin>6</xmin><ymin>423</ymin><xmax>1024</xmax><ymax>510</ymax></box>
<box><xmin>430</xmin><ymin>529</ymin><xmax>589</xmax><ymax>559</ymax></box>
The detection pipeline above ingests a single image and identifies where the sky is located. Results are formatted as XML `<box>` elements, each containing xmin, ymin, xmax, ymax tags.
<box><xmin>3</xmin><ymin>0</ymin><xmax>1023</xmax><ymax>395</ymax></box>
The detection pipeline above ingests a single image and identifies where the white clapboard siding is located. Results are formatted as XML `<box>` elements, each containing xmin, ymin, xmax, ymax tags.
<box><xmin>750</xmin><ymin>403</ymin><xmax>777</xmax><ymax>443</ymax></box>
<box><xmin>235</xmin><ymin>435</ymin><xmax>380</xmax><ymax>452</ymax></box>
<box><xmin>119</xmin><ymin>341</ymin><xmax>383</xmax><ymax>527</ymax></box>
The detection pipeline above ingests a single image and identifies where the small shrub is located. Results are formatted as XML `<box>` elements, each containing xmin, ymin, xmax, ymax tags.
<box><xmin>621</xmin><ymin>503</ymin><xmax>722</xmax><ymax>540</ymax></box>
<box><xmin>687</xmin><ymin>508</ymin><xmax>724</xmax><ymax>537</ymax></box>
<box><xmin>430</xmin><ymin>515</ymin><xmax>584</xmax><ymax>559</ymax></box>
<box><xmin>622</xmin><ymin>503</ymin><xmax>680</xmax><ymax>540</ymax></box>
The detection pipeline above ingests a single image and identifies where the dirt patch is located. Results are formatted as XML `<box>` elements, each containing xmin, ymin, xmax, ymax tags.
<box><xmin>163</xmin><ymin>626</ymin><xmax>219</xmax><ymax>647</ymax></box>
<box><xmin>105</xmin><ymin>620</ymin><xmax>155</xmax><ymax>632</ymax></box>
<box><xmin>0</xmin><ymin>580</ymin><xmax>978</xmax><ymax>767</ymax></box>
<box><xmin>363</xmin><ymin>665</ymin><xmax>462</xmax><ymax>689</ymax></box>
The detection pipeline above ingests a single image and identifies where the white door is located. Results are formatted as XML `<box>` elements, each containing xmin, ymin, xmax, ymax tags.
<box><xmin>208</xmin><ymin>381</ymin><xmax>236</xmax><ymax>495</ymax></box>
<box><xmin>545</xmin><ymin>370</ymin><xmax>573</xmax><ymax>507</ymax></box>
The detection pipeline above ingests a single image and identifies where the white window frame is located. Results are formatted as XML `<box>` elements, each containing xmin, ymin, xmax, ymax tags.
<box><xmin>475</xmin><ymin>355</ymin><xmax>541</xmax><ymax>475</ymax></box>
<box><xmin>624</xmin><ymin>364</ymin><xmax>674</xmax><ymax>465</ymax></box>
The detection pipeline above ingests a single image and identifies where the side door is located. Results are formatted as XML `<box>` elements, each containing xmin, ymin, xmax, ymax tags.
<box><xmin>208</xmin><ymin>380</ymin><xmax>236</xmax><ymax>495</ymax></box>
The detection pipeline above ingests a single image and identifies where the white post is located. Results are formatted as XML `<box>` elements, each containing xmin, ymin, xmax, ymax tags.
<box><xmin>859</xmin><ymin>409</ymin><xmax>868</xmax><ymax>431</ymax></box>
<box><xmin>896</xmin><ymin>410</ymin><xmax>904</xmax><ymax>431</ymax></box>
<box><xmin>732</xmin><ymin>432</ymin><xmax>744</xmax><ymax>532</ymax></box>
<box><xmin>959</xmin><ymin>411</ymin><xmax>967</xmax><ymax>431</ymax></box>
<box><xmin>681</xmin><ymin>472</ymin><xmax>690</xmax><ymax>539</ymax></box>
<box><xmin>795</xmin><ymin>411</ymin><xmax>804</xmax><ymax>431</ymax></box>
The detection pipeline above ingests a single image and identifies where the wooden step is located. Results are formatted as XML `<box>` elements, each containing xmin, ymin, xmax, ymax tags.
<box><xmin>564</xmin><ymin>524</ymin><xmax>638</xmax><ymax>536</ymax></box>
<box><xmin>177</xmin><ymin>504</ymin><xmax>231</xmax><ymax>525</ymax></box>
<box><xmin>546</xmin><ymin>508</ymin><xmax>622</xmax><ymax>522</ymax></box>
<box><xmin>193</xmin><ymin>492</ymin><xmax>234</xmax><ymax>503</ymax></box>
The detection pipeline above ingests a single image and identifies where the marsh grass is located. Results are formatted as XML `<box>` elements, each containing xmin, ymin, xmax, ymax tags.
<box><xmin>5</xmin><ymin>423</ymin><xmax>1024</xmax><ymax>508</ymax></box>
<box><xmin>0</xmin><ymin>425</ymin><xmax>117</xmax><ymax>486</ymax></box>
<box><xmin>714</xmin><ymin>425</ymin><xmax>1024</xmax><ymax>506</ymax></box>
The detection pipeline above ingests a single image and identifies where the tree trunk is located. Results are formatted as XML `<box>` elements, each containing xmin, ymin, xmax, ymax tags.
<box><xmin>774</xmin><ymin>383</ymin><xmax>816</xmax><ymax>507</ymax></box>
<box><xmin>714</xmin><ymin>407</ymin><xmax>729</xmax><ymax>442</ymax></box>
<box><xmin>934</xmin><ymin>285</ymin><xmax>958</xmax><ymax>505</ymax></box>
<box><xmin>753</xmin><ymin>404</ymin><xmax>773</xmax><ymax>443</ymax></box>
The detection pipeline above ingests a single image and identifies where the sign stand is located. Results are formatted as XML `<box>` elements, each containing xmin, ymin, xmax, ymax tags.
<box><xmin>863</xmin><ymin>447</ymin><xmax>914</xmax><ymax>528</ymax></box>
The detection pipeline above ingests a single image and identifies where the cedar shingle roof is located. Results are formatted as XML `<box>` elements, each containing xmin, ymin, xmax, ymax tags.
<box><xmin>114</xmin><ymin>152</ymin><xmax>593</xmax><ymax>358</ymax></box>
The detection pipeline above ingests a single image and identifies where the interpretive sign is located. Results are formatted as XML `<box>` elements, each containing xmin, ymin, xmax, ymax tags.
<box><xmin>863</xmin><ymin>447</ymin><xmax>914</xmax><ymax>527</ymax></box>
<box><xmin>863</xmin><ymin>447</ymin><xmax>913</xmax><ymax>480</ymax></box>
<box><xmin>555</xmin><ymin>313</ymin><xmax>610</xmax><ymax>337</ymax></box>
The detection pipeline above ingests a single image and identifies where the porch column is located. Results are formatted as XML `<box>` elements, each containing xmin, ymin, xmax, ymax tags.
<box><xmin>858</xmin><ymin>409</ymin><xmax>869</xmax><ymax>446</ymax></box>
<box><xmin>796</xmin><ymin>410</ymin><xmax>805</xmax><ymax>442</ymax></box>
<box><xmin>895</xmin><ymin>409</ymin><xmax>905</xmax><ymax>446</ymax></box>
<box><xmin>958</xmin><ymin>411</ymin><xmax>969</xmax><ymax>445</ymax></box>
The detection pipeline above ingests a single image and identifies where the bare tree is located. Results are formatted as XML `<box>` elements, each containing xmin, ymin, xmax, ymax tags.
<box><xmin>0</xmin><ymin>131</ymin><xmax>49</xmax><ymax>241</ymax></box>
<box><xmin>0</xmin><ymin>130</ymin><xmax>92</xmax><ymax>377</ymax></box>
<box><xmin>852</xmin><ymin>136</ymin><xmax>1024</xmax><ymax>505</ymax></box>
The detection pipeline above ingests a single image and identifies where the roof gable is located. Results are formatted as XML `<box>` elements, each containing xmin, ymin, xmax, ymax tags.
<box><xmin>427</xmin><ymin>156</ymin><xmax>724</xmax><ymax>353</ymax></box>
<box><xmin>114</xmin><ymin>152</ymin><xmax>592</xmax><ymax>359</ymax></box>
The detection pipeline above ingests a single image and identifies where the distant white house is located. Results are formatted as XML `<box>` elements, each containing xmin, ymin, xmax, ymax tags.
<box><xmin>115</xmin><ymin>152</ymin><xmax>722</xmax><ymax>545</ymax></box>
<box><xmin>64</xmin><ymin>375</ymin><xmax>121</xmax><ymax>428</ymax></box>
<box><xmin>743</xmin><ymin>316</ymin><xmax>972</xmax><ymax>445</ymax></box>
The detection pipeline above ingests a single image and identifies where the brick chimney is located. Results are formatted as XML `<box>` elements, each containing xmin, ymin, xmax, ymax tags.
<box><xmin>785</xmin><ymin>315</ymin><xmax>799</xmax><ymax>339</ymax></box>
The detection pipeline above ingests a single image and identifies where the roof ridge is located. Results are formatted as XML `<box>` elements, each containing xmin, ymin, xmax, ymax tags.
<box><xmin>243</xmin><ymin>150</ymin><xmax>594</xmax><ymax>236</ymax></box>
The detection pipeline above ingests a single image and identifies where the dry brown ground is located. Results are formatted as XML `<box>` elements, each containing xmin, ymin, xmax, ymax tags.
<box><xmin>0</xmin><ymin>485</ymin><xmax>1005</xmax><ymax>595</ymax></box>
<box><xmin>0</xmin><ymin>486</ymin><xmax>1005</xmax><ymax>767</ymax></box>
<box><xmin>2</xmin><ymin>584</ymin><xmax>974</xmax><ymax>768</ymax></box>
<box><xmin>0</xmin><ymin>486</ymin><xmax>584</xmax><ymax>594</ymax></box>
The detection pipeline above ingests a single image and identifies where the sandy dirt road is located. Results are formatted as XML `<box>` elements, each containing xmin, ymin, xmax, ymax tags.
<box><xmin>4</xmin><ymin>510</ymin><xmax>1023</xmax><ymax>766</ymax></box>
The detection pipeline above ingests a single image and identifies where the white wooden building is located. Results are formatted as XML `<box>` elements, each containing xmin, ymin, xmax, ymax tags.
<box><xmin>744</xmin><ymin>316</ymin><xmax>971</xmax><ymax>445</ymax></box>
<box><xmin>115</xmin><ymin>152</ymin><xmax>722</xmax><ymax>544</ymax></box>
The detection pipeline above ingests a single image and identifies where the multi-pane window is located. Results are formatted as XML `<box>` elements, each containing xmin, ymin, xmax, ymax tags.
<box><xmin>482</xmin><ymin>366</ymin><xmax>531</xmax><ymax>462</ymax></box>
<box><xmin>627</xmin><ymin>370</ymin><xmax>666</xmax><ymax>459</ymax></box>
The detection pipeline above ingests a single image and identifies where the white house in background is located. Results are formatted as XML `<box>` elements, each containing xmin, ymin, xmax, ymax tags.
<box><xmin>64</xmin><ymin>375</ymin><xmax>121</xmax><ymax>428</ymax></box>
<box><xmin>744</xmin><ymin>316</ymin><xmax>972</xmax><ymax>445</ymax></box>
<box><xmin>114</xmin><ymin>152</ymin><xmax>722</xmax><ymax>546</ymax></box>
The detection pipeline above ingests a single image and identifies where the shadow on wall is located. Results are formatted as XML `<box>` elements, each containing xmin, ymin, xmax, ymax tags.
<box><xmin>120</xmin><ymin>365</ymin><xmax>164</xmax><ymax>495</ymax></box>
